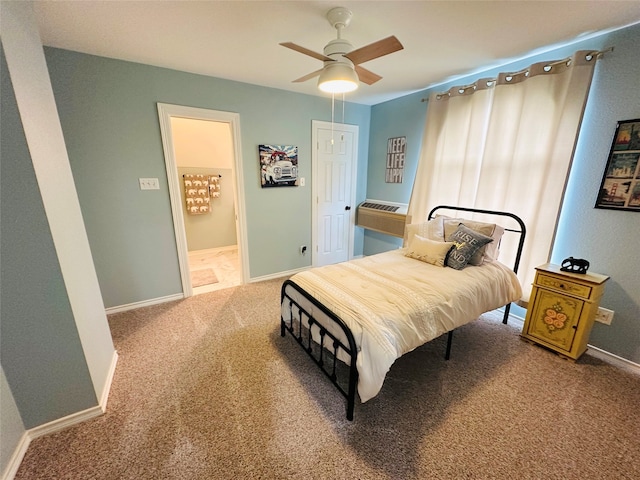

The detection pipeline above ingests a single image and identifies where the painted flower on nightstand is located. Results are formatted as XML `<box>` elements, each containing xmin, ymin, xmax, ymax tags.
<box><xmin>543</xmin><ymin>304</ymin><xmax>568</xmax><ymax>332</ymax></box>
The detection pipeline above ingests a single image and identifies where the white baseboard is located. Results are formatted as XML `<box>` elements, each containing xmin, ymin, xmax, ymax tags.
<box><xmin>2</xmin><ymin>432</ymin><xmax>29</xmax><ymax>480</ymax></box>
<box><xmin>98</xmin><ymin>351</ymin><xmax>118</xmax><ymax>409</ymax></box>
<box><xmin>586</xmin><ymin>345</ymin><xmax>640</xmax><ymax>375</ymax></box>
<box><xmin>106</xmin><ymin>264</ymin><xmax>305</xmax><ymax>314</ymax></box>
<box><xmin>105</xmin><ymin>293</ymin><xmax>184</xmax><ymax>315</ymax></box>
<box><xmin>2</xmin><ymin>350</ymin><xmax>118</xmax><ymax>480</ymax></box>
<box><xmin>27</xmin><ymin>404</ymin><xmax>104</xmax><ymax>442</ymax></box>
<box><xmin>188</xmin><ymin>245</ymin><xmax>237</xmax><ymax>256</ymax></box>
<box><xmin>248</xmin><ymin>267</ymin><xmax>308</xmax><ymax>283</ymax></box>
<box><xmin>505</xmin><ymin>311</ymin><xmax>640</xmax><ymax>375</ymax></box>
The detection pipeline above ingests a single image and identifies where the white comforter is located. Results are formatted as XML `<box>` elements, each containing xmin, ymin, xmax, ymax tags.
<box><xmin>286</xmin><ymin>249</ymin><xmax>522</xmax><ymax>403</ymax></box>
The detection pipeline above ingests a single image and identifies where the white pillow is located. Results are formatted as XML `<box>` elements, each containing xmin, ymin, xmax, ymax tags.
<box><xmin>405</xmin><ymin>234</ymin><xmax>454</xmax><ymax>267</ymax></box>
<box><xmin>404</xmin><ymin>217</ymin><xmax>445</xmax><ymax>245</ymax></box>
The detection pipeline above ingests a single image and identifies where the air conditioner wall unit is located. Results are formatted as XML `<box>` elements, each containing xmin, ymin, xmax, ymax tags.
<box><xmin>356</xmin><ymin>199</ymin><xmax>408</xmax><ymax>238</ymax></box>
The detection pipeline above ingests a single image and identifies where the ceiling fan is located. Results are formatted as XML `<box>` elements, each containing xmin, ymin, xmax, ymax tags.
<box><xmin>280</xmin><ymin>6</ymin><xmax>403</xmax><ymax>93</ymax></box>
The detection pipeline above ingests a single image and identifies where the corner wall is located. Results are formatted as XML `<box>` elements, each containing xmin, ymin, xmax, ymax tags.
<box><xmin>1</xmin><ymin>0</ymin><xmax>116</xmax><ymax>452</ymax></box>
<box><xmin>367</xmin><ymin>23</ymin><xmax>640</xmax><ymax>363</ymax></box>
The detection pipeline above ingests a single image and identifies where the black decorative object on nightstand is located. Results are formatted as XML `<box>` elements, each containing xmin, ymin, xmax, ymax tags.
<box><xmin>560</xmin><ymin>257</ymin><xmax>590</xmax><ymax>274</ymax></box>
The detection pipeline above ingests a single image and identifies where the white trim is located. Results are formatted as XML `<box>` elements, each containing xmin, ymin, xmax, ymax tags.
<box><xmin>99</xmin><ymin>351</ymin><xmax>119</xmax><ymax>408</ymax></box>
<box><xmin>105</xmin><ymin>266</ymin><xmax>302</xmax><ymax>304</ymax></box>
<box><xmin>188</xmin><ymin>245</ymin><xmax>237</xmax><ymax>257</ymax></box>
<box><xmin>505</xmin><ymin>312</ymin><xmax>639</xmax><ymax>375</ymax></box>
<box><xmin>105</xmin><ymin>293</ymin><xmax>184</xmax><ymax>315</ymax></box>
<box><xmin>2</xmin><ymin>349</ymin><xmax>118</xmax><ymax>480</ymax></box>
<box><xmin>2</xmin><ymin>432</ymin><xmax>29</xmax><ymax>480</ymax></box>
<box><xmin>28</xmin><ymin>406</ymin><xmax>104</xmax><ymax>441</ymax></box>
<box><xmin>311</xmin><ymin>120</ymin><xmax>359</xmax><ymax>267</ymax></box>
<box><xmin>248</xmin><ymin>267</ymin><xmax>309</xmax><ymax>284</ymax></box>
<box><xmin>157</xmin><ymin>104</ymin><xmax>193</xmax><ymax>297</ymax></box>
<box><xmin>156</xmin><ymin>103</ymin><xmax>248</xmax><ymax>299</ymax></box>
<box><xmin>586</xmin><ymin>345</ymin><xmax>640</xmax><ymax>376</ymax></box>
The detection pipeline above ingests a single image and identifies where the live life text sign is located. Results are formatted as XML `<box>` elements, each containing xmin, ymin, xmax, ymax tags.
<box><xmin>386</xmin><ymin>136</ymin><xmax>406</xmax><ymax>183</ymax></box>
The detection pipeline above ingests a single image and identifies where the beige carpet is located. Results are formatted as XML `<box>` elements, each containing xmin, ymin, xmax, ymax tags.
<box><xmin>191</xmin><ymin>268</ymin><xmax>218</xmax><ymax>287</ymax></box>
<box><xmin>15</xmin><ymin>278</ymin><xmax>640</xmax><ymax>479</ymax></box>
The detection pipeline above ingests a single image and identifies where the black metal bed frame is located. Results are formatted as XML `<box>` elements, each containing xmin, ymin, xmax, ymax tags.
<box><xmin>281</xmin><ymin>206</ymin><xmax>526</xmax><ymax>421</ymax></box>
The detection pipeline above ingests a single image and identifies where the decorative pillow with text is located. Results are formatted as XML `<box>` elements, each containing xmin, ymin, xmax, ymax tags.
<box><xmin>445</xmin><ymin>224</ymin><xmax>493</xmax><ymax>270</ymax></box>
<box><xmin>440</xmin><ymin>216</ymin><xmax>504</xmax><ymax>265</ymax></box>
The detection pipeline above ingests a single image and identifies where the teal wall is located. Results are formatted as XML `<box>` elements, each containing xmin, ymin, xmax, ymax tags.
<box><xmin>1</xmin><ymin>48</ymin><xmax>97</xmax><ymax>429</ymax></box>
<box><xmin>552</xmin><ymin>24</ymin><xmax>640</xmax><ymax>362</ymax></box>
<box><xmin>366</xmin><ymin>23</ymin><xmax>640</xmax><ymax>363</ymax></box>
<box><xmin>44</xmin><ymin>48</ymin><xmax>370</xmax><ymax>308</ymax></box>
<box><xmin>363</xmin><ymin>90</ymin><xmax>428</xmax><ymax>255</ymax></box>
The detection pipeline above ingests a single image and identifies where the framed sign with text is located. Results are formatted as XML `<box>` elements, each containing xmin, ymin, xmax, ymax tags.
<box><xmin>385</xmin><ymin>136</ymin><xmax>406</xmax><ymax>183</ymax></box>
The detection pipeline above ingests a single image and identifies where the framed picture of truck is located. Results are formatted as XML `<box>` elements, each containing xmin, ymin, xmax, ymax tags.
<box><xmin>259</xmin><ymin>144</ymin><xmax>298</xmax><ymax>188</ymax></box>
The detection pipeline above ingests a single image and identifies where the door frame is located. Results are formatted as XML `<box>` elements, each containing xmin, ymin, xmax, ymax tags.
<box><xmin>311</xmin><ymin>120</ymin><xmax>359</xmax><ymax>267</ymax></box>
<box><xmin>157</xmin><ymin>103</ymin><xmax>248</xmax><ymax>297</ymax></box>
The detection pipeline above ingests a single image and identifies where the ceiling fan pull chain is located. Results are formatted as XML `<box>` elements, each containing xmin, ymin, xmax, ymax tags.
<box><xmin>331</xmin><ymin>92</ymin><xmax>335</xmax><ymax>146</ymax></box>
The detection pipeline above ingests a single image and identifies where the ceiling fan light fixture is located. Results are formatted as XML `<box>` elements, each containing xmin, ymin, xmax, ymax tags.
<box><xmin>318</xmin><ymin>63</ymin><xmax>359</xmax><ymax>93</ymax></box>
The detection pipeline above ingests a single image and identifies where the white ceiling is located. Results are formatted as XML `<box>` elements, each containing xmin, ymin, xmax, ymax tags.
<box><xmin>33</xmin><ymin>1</ymin><xmax>640</xmax><ymax>105</ymax></box>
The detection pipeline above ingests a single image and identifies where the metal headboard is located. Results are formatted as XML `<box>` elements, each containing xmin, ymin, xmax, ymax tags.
<box><xmin>427</xmin><ymin>205</ymin><xmax>526</xmax><ymax>325</ymax></box>
<box><xmin>427</xmin><ymin>205</ymin><xmax>526</xmax><ymax>274</ymax></box>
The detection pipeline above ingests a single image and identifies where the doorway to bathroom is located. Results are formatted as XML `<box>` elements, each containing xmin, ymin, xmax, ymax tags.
<box><xmin>157</xmin><ymin>103</ymin><xmax>248</xmax><ymax>297</ymax></box>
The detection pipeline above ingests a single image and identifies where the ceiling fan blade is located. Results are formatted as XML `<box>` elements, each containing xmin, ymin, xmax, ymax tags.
<box><xmin>292</xmin><ymin>69</ymin><xmax>324</xmax><ymax>83</ymax></box>
<box><xmin>280</xmin><ymin>42</ymin><xmax>333</xmax><ymax>62</ymax></box>
<box><xmin>355</xmin><ymin>65</ymin><xmax>382</xmax><ymax>85</ymax></box>
<box><xmin>344</xmin><ymin>36</ymin><xmax>403</xmax><ymax>65</ymax></box>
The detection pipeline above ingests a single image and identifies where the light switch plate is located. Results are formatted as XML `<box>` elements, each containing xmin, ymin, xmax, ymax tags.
<box><xmin>139</xmin><ymin>178</ymin><xmax>160</xmax><ymax>190</ymax></box>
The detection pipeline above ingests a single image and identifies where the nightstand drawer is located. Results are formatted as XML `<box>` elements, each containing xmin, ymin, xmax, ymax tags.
<box><xmin>536</xmin><ymin>273</ymin><xmax>592</xmax><ymax>299</ymax></box>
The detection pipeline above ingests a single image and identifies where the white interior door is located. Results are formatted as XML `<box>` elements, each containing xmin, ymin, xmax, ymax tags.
<box><xmin>312</xmin><ymin>121</ymin><xmax>358</xmax><ymax>267</ymax></box>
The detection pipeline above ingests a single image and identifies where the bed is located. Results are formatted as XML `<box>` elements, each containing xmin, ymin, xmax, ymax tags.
<box><xmin>280</xmin><ymin>206</ymin><xmax>526</xmax><ymax>420</ymax></box>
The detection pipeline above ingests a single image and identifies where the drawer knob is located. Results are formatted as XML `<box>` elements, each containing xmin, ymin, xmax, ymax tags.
<box><xmin>559</xmin><ymin>284</ymin><xmax>565</xmax><ymax>289</ymax></box>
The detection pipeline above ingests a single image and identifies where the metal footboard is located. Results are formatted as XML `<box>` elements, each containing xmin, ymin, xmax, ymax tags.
<box><xmin>281</xmin><ymin>279</ymin><xmax>455</xmax><ymax>421</ymax></box>
<box><xmin>280</xmin><ymin>279</ymin><xmax>359</xmax><ymax>420</ymax></box>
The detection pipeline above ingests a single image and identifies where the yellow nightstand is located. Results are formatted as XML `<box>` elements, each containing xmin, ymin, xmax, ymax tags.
<box><xmin>521</xmin><ymin>263</ymin><xmax>609</xmax><ymax>361</ymax></box>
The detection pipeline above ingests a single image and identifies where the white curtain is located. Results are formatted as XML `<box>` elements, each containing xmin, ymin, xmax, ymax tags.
<box><xmin>408</xmin><ymin>50</ymin><xmax>600</xmax><ymax>293</ymax></box>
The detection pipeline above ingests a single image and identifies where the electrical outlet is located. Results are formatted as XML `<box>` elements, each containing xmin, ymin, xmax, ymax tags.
<box><xmin>300</xmin><ymin>245</ymin><xmax>307</xmax><ymax>255</ymax></box>
<box><xmin>595</xmin><ymin>307</ymin><xmax>614</xmax><ymax>325</ymax></box>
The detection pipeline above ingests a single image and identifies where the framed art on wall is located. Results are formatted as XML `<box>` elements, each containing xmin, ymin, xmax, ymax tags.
<box><xmin>259</xmin><ymin>144</ymin><xmax>298</xmax><ymax>187</ymax></box>
<box><xmin>595</xmin><ymin>118</ymin><xmax>640</xmax><ymax>211</ymax></box>
<box><xmin>385</xmin><ymin>136</ymin><xmax>406</xmax><ymax>183</ymax></box>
